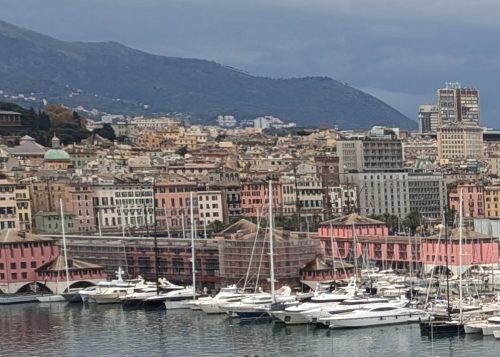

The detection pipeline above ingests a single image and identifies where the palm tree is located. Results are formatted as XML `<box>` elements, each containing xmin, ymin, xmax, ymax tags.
<box><xmin>403</xmin><ymin>211</ymin><xmax>421</xmax><ymax>235</ymax></box>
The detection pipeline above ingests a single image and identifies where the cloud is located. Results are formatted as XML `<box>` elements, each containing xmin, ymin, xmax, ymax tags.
<box><xmin>1</xmin><ymin>0</ymin><xmax>500</xmax><ymax>125</ymax></box>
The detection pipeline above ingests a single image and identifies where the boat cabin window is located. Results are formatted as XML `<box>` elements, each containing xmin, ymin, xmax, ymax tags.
<box><xmin>371</xmin><ymin>307</ymin><xmax>397</xmax><ymax>312</ymax></box>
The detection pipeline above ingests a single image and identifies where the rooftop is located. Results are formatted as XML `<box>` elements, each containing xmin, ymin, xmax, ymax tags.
<box><xmin>0</xmin><ymin>229</ymin><xmax>53</xmax><ymax>244</ymax></box>
<box><xmin>0</xmin><ymin>111</ymin><xmax>21</xmax><ymax>115</ymax></box>
<box><xmin>320</xmin><ymin>213</ymin><xmax>386</xmax><ymax>226</ymax></box>
<box><xmin>35</xmin><ymin>256</ymin><xmax>103</xmax><ymax>272</ymax></box>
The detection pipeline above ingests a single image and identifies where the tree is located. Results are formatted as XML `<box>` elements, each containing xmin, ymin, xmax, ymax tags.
<box><xmin>73</xmin><ymin>111</ymin><xmax>82</xmax><ymax>129</ymax></box>
<box><xmin>402</xmin><ymin>211</ymin><xmax>421</xmax><ymax>235</ymax></box>
<box><xmin>96</xmin><ymin>123</ymin><xmax>116</xmax><ymax>141</ymax></box>
<box><xmin>209</xmin><ymin>220</ymin><xmax>226</xmax><ymax>234</ymax></box>
<box><xmin>175</xmin><ymin>146</ymin><xmax>189</xmax><ymax>157</ymax></box>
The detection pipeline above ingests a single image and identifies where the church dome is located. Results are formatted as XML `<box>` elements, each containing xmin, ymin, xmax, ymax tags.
<box><xmin>44</xmin><ymin>148</ymin><xmax>70</xmax><ymax>161</ymax></box>
<box><xmin>44</xmin><ymin>135</ymin><xmax>70</xmax><ymax>161</ymax></box>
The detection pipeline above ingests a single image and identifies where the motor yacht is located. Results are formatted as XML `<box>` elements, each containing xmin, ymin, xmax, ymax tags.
<box><xmin>303</xmin><ymin>297</ymin><xmax>406</xmax><ymax>324</ymax></box>
<box><xmin>272</xmin><ymin>284</ymin><xmax>358</xmax><ymax>325</ymax></box>
<box><xmin>162</xmin><ymin>288</ymin><xmax>199</xmax><ymax>310</ymax></box>
<box><xmin>88</xmin><ymin>286</ymin><xmax>135</xmax><ymax>304</ymax></box>
<box><xmin>325</xmin><ymin>306</ymin><xmax>426</xmax><ymax>328</ymax></box>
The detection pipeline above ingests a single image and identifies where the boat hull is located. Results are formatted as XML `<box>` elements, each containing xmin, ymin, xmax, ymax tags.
<box><xmin>272</xmin><ymin>311</ymin><xmax>310</xmax><ymax>325</ymax></box>
<box><xmin>420</xmin><ymin>321</ymin><xmax>465</xmax><ymax>335</ymax></box>
<box><xmin>61</xmin><ymin>292</ymin><xmax>82</xmax><ymax>303</ymax></box>
<box><xmin>89</xmin><ymin>294</ymin><xmax>123</xmax><ymax>305</ymax></box>
<box><xmin>329</xmin><ymin>313</ymin><xmax>420</xmax><ymax>328</ymax></box>
<box><xmin>464</xmin><ymin>324</ymin><xmax>483</xmax><ymax>334</ymax></box>
<box><xmin>122</xmin><ymin>298</ymin><xmax>146</xmax><ymax>307</ymax></box>
<box><xmin>37</xmin><ymin>295</ymin><xmax>66</xmax><ymax>303</ymax></box>
<box><xmin>482</xmin><ymin>324</ymin><xmax>500</xmax><ymax>336</ymax></box>
<box><xmin>164</xmin><ymin>300</ymin><xmax>191</xmax><ymax>310</ymax></box>
<box><xmin>200</xmin><ymin>302</ymin><xmax>226</xmax><ymax>314</ymax></box>
<box><xmin>235</xmin><ymin>310</ymin><xmax>270</xmax><ymax>320</ymax></box>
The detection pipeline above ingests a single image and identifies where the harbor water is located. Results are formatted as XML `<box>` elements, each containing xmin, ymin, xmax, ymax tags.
<box><xmin>1</xmin><ymin>303</ymin><xmax>500</xmax><ymax>357</ymax></box>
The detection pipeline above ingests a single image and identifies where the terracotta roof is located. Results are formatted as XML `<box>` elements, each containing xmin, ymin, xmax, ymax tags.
<box><xmin>219</xmin><ymin>219</ymin><xmax>258</xmax><ymax>234</ymax></box>
<box><xmin>425</xmin><ymin>227</ymin><xmax>493</xmax><ymax>241</ymax></box>
<box><xmin>301</xmin><ymin>254</ymin><xmax>354</xmax><ymax>271</ymax></box>
<box><xmin>0</xmin><ymin>229</ymin><xmax>53</xmax><ymax>244</ymax></box>
<box><xmin>320</xmin><ymin>213</ymin><xmax>386</xmax><ymax>226</ymax></box>
<box><xmin>36</xmin><ymin>256</ymin><xmax>103</xmax><ymax>272</ymax></box>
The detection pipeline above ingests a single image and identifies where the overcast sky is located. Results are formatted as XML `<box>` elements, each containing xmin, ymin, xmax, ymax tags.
<box><xmin>2</xmin><ymin>0</ymin><xmax>500</xmax><ymax>126</ymax></box>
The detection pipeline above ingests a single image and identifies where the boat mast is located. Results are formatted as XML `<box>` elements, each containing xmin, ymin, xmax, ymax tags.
<box><xmin>59</xmin><ymin>199</ymin><xmax>70</xmax><ymax>293</ymax></box>
<box><xmin>268</xmin><ymin>180</ymin><xmax>276</xmax><ymax>303</ymax></box>
<box><xmin>153</xmin><ymin>178</ymin><xmax>159</xmax><ymax>295</ymax></box>
<box><xmin>190</xmin><ymin>192</ymin><xmax>196</xmax><ymax>300</ymax></box>
<box><xmin>330</xmin><ymin>223</ymin><xmax>336</xmax><ymax>283</ymax></box>
<box><xmin>352</xmin><ymin>223</ymin><xmax>358</xmax><ymax>281</ymax></box>
<box><xmin>445</xmin><ymin>210</ymin><xmax>450</xmax><ymax>319</ymax></box>
<box><xmin>459</xmin><ymin>188</ymin><xmax>463</xmax><ymax>322</ymax></box>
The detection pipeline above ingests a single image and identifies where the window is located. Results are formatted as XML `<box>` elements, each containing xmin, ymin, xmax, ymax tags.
<box><xmin>20</xmin><ymin>262</ymin><xmax>26</xmax><ymax>269</ymax></box>
<box><xmin>11</xmin><ymin>273</ymin><xmax>17</xmax><ymax>280</ymax></box>
<box><xmin>31</xmin><ymin>262</ymin><xmax>36</xmax><ymax>268</ymax></box>
<box><xmin>10</xmin><ymin>263</ymin><xmax>16</xmax><ymax>269</ymax></box>
<box><xmin>0</xmin><ymin>263</ymin><xmax>3</xmax><ymax>269</ymax></box>
<box><xmin>21</xmin><ymin>272</ymin><xmax>27</xmax><ymax>279</ymax></box>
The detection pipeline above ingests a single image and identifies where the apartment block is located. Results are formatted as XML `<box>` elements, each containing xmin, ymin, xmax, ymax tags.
<box><xmin>408</xmin><ymin>173</ymin><xmax>446</xmax><ymax>219</ymax></box>
<box><xmin>437</xmin><ymin>82</ymin><xmax>480</xmax><ymax>125</ymax></box>
<box><xmin>437</xmin><ymin>121</ymin><xmax>483</xmax><ymax>161</ymax></box>
<box><xmin>337</xmin><ymin>130</ymin><xmax>404</xmax><ymax>173</ymax></box>
<box><xmin>448</xmin><ymin>182</ymin><xmax>484</xmax><ymax>218</ymax></box>
<box><xmin>484</xmin><ymin>186</ymin><xmax>500</xmax><ymax>218</ymax></box>
<box><xmin>0</xmin><ymin>180</ymin><xmax>18</xmax><ymax>230</ymax></box>
<box><xmin>418</xmin><ymin>104</ymin><xmax>439</xmax><ymax>134</ymax></box>
<box><xmin>347</xmin><ymin>171</ymin><xmax>410</xmax><ymax>217</ymax></box>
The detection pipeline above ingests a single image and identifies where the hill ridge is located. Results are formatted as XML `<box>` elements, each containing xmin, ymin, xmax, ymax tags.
<box><xmin>0</xmin><ymin>19</ymin><xmax>415</xmax><ymax>129</ymax></box>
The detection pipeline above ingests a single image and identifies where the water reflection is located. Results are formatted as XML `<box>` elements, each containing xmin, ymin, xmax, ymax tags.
<box><xmin>0</xmin><ymin>303</ymin><xmax>499</xmax><ymax>357</ymax></box>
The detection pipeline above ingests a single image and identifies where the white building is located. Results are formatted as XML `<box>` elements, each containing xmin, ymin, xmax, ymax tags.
<box><xmin>197</xmin><ymin>190</ymin><xmax>223</xmax><ymax>225</ymax></box>
<box><xmin>253</xmin><ymin>117</ymin><xmax>270</xmax><ymax>129</ymax></box>
<box><xmin>347</xmin><ymin>171</ymin><xmax>410</xmax><ymax>218</ymax></box>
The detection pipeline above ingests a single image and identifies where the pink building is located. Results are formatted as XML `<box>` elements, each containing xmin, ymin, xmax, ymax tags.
<box><xmin>0</xmin><ymin>229</ymin><xmax>104</xmax><ymax>294</ymax></box>
<box><xmin>421</xmin><ymin>227</ymin><xmax>498</xmax><ymax>275</ymax></box>
<box><xmin>65</xmin><ymin>181</ymin><xmax>96</xmax><ymax>233</ymax></box>
<box><xmin>449</xmin><ymin>182</ymin><xmax>484</xmax><ymax>218</ymax></box>
<box><xmin>317</xmin><ymin>214</ymin><xmax>389</xmax><ymax>254</ymax></box>
<box><xmin>241</xmin><ymin>180</ymin><xmax>282</xmax><ymax>217</ymax></box>
<box><xmin>155</xmin><ymin>177</ymin><xmax>199</xmax><ymax>237</ymax></box>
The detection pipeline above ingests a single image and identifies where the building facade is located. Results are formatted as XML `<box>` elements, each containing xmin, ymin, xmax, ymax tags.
<box><xmin>408</xmin><ymin>173</ymin><xmax>447</xmax><ymax>219</ymax></box>
<box><xmin>418</xmin><ymin>104</ymin><xmax>439</xmax><ymax>134</ymax></box>
<box><xmin>347</xmin><ymin>171</ymin><xmax>410</xmax><ymax>218</ymax></box>
<box><xmin>437</xmin><ymin>121</ymin><xmax>484</xmax><ymax>161</ymax></box>
<box><xmin>437</xmin><ymin>82</ymin><xmax>480</xmax><ymax>125</ymax></box>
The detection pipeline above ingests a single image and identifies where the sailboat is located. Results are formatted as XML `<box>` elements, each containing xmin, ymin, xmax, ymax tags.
<box><xmin>420</xmin><ymin>189</ymin><xmax>465</xmax><ymax>335</ymax></box>
<box><xmin>233</xmin><ymin>180</ymin><xmax>278</xmax><ymax>320</ymax></box>
<box><xmin>37</xmin><ymin>199</ymin><xmax>70</xmax><ymax>303</ymax></box>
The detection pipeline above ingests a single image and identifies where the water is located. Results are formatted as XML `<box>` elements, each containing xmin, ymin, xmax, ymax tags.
<box><xmin>1</xmin><ymin>303</ymin><xmax>499</xmax><ymax>357</ymax></box>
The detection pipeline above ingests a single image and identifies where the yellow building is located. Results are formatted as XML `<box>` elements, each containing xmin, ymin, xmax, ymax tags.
<box><xmin>484</xmin><ymin>186</ymin><xmax>500</xmax><ymax>218</ymax></box>
<box><xmin>137</xmin><ymin>131</ymin><xmax>162</xmax><ymax>149</ymax></box>
<box><xmin>15</xmin><ymin>183</ymin><xmax>32</xmax><ymax>232</ymax></box>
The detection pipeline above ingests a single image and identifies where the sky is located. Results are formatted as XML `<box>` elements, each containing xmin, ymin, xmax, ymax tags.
<box><xmin>1</xmin><ymin>0</ymin><xmax>500</xmax><ymax>126</ymax></box>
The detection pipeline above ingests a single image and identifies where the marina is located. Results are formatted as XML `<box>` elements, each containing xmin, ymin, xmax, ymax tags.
<box><xmin>1</xmin><ymin>303</ymin><xmax>500</xmax><ymax>357</ymax></box>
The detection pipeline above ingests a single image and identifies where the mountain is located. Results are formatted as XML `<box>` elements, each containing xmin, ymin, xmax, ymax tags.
<box><xmin>0</xmin><ymin>20</ymin><xmax>415</xmax><ymax>129</ymax></box>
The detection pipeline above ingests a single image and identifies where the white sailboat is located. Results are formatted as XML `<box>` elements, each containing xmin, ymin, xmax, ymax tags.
<box><xmin>37</xmin><ymin>199</ymin><xmax>70</xmax><ymax>303</ymax></box>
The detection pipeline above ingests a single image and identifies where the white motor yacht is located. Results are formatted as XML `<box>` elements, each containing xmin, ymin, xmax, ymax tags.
<box><xmin>121</xmin><ymin>287</ymin><xmax>161</xmax><ymax>306</ymax></box>
<box><xmin>162</xmin><ymin>288</ymin><xmax>198</xmax><ymax>310</ymax></box>
<box><xmin>325</xmin><ymin>306</ymin><xmax>426</xmax><ymax>328</ymax></box>
<box><xmin>303</xmin><ymin>297</ymin><xmax>405</xmax><ymax>324</ymax></box>
<box><xmin>219</xmin><ymin>287</ymin><xmax>294</xmax><ymax>317</ymax></box>
<box><xmin>272</xmin><ymin>285</ymin><xmax>358</xmax><ymax>325</ymax></box>
<box><xmin>88</xmin><ymin>287</ymin><xmax>135</xmax><ymax>304</ymax></box>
